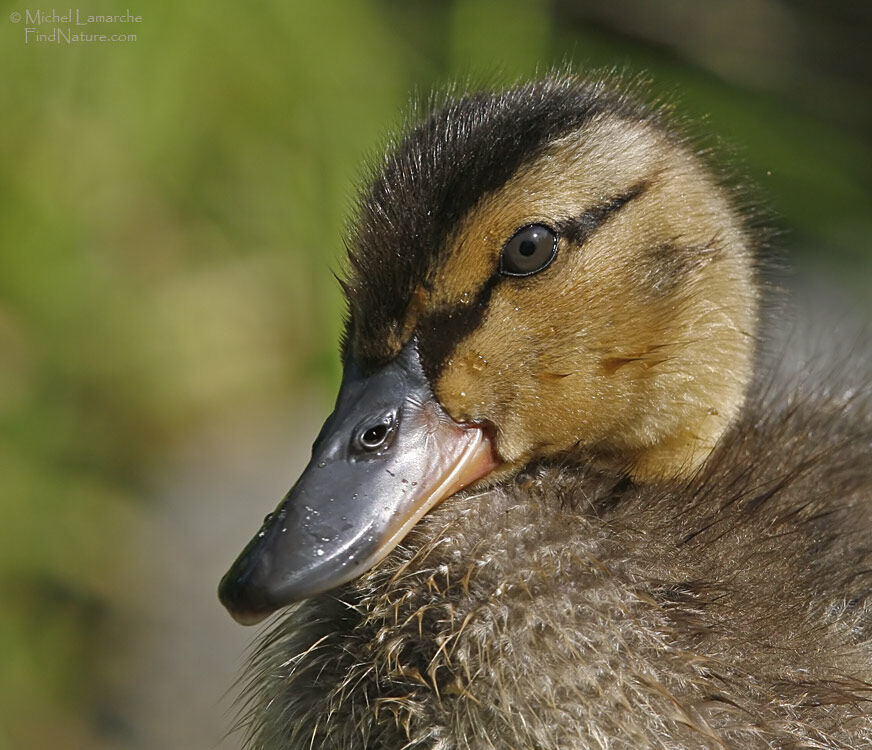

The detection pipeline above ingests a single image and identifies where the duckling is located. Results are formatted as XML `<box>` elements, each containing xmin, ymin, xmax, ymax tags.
<box><xmin>219</xmin><ymin>75</ymin><xmax>872</xmax><ymax>749</ymax></box>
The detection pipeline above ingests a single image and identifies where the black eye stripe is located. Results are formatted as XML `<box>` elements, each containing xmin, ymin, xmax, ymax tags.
<box><xmin>417</xmin><ymin>274</ymin><xmax>500</xmax><ymax>382</ymax></box>
<box><xmin>559</xmin><ymin>181</ymin><xmax>649</xmax><ymax>246</ymax></box>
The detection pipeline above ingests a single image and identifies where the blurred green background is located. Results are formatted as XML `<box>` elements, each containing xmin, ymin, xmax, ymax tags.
<box><xmin>1</xmin><ymin>0</ymin><xmax>870</xmax><ymax>747</ymax></box>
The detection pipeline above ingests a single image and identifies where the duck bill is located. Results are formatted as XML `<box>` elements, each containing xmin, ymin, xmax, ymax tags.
<box><xmin>218</xmin><ymin>340</ymin><xmax>497</xmax><ymax>625</ymax></box>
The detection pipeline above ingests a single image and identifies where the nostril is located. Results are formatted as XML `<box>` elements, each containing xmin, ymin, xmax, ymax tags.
<box><xmin>356</xmin><ymin>414</ymin><xmax>396</xmax><ymax>452</ymax></box>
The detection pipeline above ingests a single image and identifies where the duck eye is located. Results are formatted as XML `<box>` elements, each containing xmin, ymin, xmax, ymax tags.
<box><xmin>362</xmin><ymin>424</ymin><xmax>388</xmax><ymax>447</ymax></box>
<box><xmin>500</xmin><ymin>223</ymin><xmax>558</xmax><ymax>277</ymax></box>
<box><xmin>355</xmin><ymin>414</ymin><xmax>396</xmax><ymax>452</ymax></box>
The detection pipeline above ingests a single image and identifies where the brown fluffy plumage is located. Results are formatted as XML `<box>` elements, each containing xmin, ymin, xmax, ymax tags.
<box><xmin>230</xmin><ymin>75</ymin><xmax>872</xmax><ymax>748</ymax></box>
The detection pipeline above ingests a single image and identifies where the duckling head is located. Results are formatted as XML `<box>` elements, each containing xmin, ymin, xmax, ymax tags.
<box><xmin>219</xmin><ymin>76</ymin><xmax>758</xmax><ymax>624</ymax></box>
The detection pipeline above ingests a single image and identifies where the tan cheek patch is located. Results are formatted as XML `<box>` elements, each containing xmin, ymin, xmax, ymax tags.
<box><xmin>436</xmin><ymin>243</ymin><xmax>753</xmax><ymax>474</ymax></box>
<box><xmin>434</xmin><ymin>253</ymin><xmax>653</xmax><ymax>463</ymax></box>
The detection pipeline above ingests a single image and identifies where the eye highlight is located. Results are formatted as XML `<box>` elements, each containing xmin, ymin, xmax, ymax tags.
<box><xmin>500</xmin><ymin>223</ymin><xmax>558</xmax><ymax>277</ymax></box>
